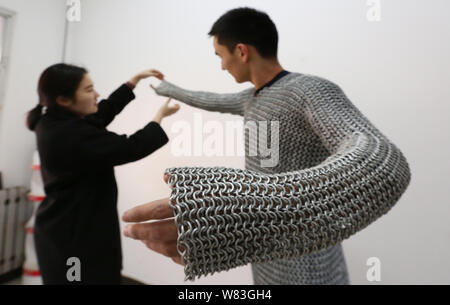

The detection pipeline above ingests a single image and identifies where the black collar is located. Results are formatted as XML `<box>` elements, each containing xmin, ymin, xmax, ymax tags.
<box><xmin>46</xmin><ymin>106</ymin><xmax>79</xmax><ymax>119</ymax></box>
<box><xmin>254</xmin><ymin>70</ymin><xmax>290</xmax><ymax>96</ymax></box>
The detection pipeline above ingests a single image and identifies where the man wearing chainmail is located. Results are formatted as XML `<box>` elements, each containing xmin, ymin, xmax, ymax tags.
<box><xmin>122</xmin><ymin>7</ymin><xmax>411</xmax><ymax>285</ymax></box>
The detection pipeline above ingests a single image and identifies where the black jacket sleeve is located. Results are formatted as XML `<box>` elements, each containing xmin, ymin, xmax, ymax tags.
<box><xmin>85</xmin><ymin>84</ymin><xmax>135</xmax><ymax>127</ymax></box>
<box><xmin>72</xmin><ymin>120</ymin><xmax>169</xmax><ymax>168</ymax></box>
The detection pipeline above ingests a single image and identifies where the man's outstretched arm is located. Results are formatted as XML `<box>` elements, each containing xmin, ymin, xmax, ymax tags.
<box><xmin>154</xmin><ymin>80</ymin><xmax>253</xmax><ymax>116</ymax></box>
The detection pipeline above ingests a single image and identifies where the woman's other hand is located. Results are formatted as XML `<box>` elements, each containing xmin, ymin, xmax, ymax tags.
<box><xmin>152</xmin><ymin>98</ymin><xmax>180</xmax><ymax>124</ymax></box>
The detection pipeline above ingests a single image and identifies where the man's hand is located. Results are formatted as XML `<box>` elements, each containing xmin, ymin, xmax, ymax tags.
<box><xmin>128</xmin><ymin>69</ymin><xmax>165</xmax><ymax>87</ymax></box>
<box><xmin>122</xmin><ymin>174</ymin><xmax>183</xmax><ymax>265</ymax></box>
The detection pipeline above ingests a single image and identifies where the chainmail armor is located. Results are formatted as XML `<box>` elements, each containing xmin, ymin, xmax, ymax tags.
<box><xmin>156</xmin><ymin>73</ymin><xmax>411</xmax><ymax>284</ymax></box>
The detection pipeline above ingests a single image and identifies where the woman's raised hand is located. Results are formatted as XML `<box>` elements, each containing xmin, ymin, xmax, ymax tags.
<box><xmin>137</xmin><ymin>69</ymin><xmax>164</xmax><ymax>80</ymax></box>
<box><xmin>128</xmin><ymin>69</ymin><xmax>165</xmax><ymax>87</ymax></box>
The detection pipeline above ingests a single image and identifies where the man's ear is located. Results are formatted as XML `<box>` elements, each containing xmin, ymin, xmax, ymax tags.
<box><xmin>56</xmin><ymin>96</ymin><xmax>73</xmax><ymax>108</ymax></box>
<box><xmin>235</xmin><ymin>43</ymin><xmax>249</xmax><ymax>63</ymax></box>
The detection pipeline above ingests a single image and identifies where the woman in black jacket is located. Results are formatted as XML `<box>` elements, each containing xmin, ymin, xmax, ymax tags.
<box><xmin>26</xmin><ymin>63</ymin><xmax>179</xmax><ymax>284</ymax></box>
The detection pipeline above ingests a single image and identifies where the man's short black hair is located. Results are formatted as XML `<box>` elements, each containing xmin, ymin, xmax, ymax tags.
<box><xmin>208</xmin><ymin>7</ymin><xmax>278</xmax><ymax>59</ymax></box>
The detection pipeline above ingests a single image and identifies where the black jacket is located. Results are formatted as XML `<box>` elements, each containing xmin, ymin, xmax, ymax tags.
<box><xmin>34</xmin><ymin>84</ymin><xmax>168</xmax><ymax>284</ymax></box>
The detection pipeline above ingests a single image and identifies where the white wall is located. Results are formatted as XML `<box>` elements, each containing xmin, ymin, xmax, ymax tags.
<box><xmin>2</xmin><ymin>0</ymin><xmax>449</xmax><ymax>284</ymax></box>
<box><xmin>0</xmin><ymin>0</ymin><xmax>67</xmax><ymax>188</ymax></box>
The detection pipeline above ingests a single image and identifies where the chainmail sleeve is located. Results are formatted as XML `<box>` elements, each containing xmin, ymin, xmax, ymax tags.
<box><xmin>155</xmin><ymin>80</ymin><xmax>253</xmax><ymax>116</ymax></box>
<box><xmin>163</xmin><ymin>75</ymin><xmax>412</xmax><ymax>281</ymax></box>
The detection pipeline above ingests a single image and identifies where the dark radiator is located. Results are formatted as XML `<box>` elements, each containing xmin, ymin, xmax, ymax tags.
<box><xmin>0</xmin><ymin>187</ymin><xmax>34</xmax><ymax>283</ymax></box>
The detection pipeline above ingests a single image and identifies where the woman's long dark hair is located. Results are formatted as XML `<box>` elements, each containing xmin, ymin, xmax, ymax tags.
<box><xmin>27</xmin><ymin>63</ymin><xmax>87</xmax><ymax>131</ymax></box>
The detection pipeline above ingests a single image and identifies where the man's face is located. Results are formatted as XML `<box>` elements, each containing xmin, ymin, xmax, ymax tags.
<box><xmin>213</xmin><ymin>36</ymin><xmax>249</xmax><ymax>83</ymax></box>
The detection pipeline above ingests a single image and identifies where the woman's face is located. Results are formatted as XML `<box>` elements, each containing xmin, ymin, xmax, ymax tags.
<box><xmin>67</xmin><ymin>74</ymin><xmax>100</xmax><ymax>117</ymax></box>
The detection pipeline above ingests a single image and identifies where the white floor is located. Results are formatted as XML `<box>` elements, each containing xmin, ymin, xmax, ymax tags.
<box><xmin>2</xmin><ymin>275</ymin><xmax>143</xmax><ymax>285</ymax></box>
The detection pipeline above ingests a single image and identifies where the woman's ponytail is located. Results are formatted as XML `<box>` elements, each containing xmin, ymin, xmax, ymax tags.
<box><xmin>26</xmin><ymin>104</ymin><xmax>44</xmax><ymax>131</ymax></box>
